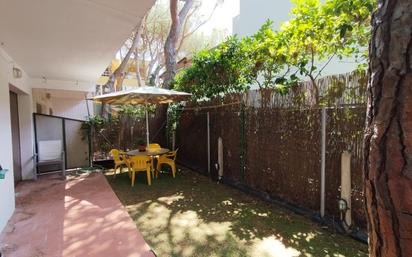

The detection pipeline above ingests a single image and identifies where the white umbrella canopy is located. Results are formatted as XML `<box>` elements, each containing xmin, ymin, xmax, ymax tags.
<box><xmin>93</xmin><ymin>86</ymin><xmax>191</xmax><ymax>145</ymax></box>
<box><xmin>93</xmin><ymin>86</ymin><xmax>191</xmax><ymax>105</ymax></box>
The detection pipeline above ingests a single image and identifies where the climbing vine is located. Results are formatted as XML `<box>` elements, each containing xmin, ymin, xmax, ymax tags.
<box><xmin>172</xmin><ymin>0</ymin><xmax>375</xmax><ymax>101</ymax></box>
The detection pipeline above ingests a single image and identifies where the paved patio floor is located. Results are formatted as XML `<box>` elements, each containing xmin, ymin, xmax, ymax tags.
<box><xmin>0</xmin><ymin>172</ymin><xmax>155</xmax><ymax>257</ymax></box>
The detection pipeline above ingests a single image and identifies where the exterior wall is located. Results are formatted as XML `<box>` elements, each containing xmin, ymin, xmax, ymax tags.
<box><xmin>233</xmin><ymin>0</ymin><xmax>292</xmax><ymax>37</ymax></box>
<box><xmin>17</xmin><ymin>93</ymin><xmax>34</xmax><ymax>180</ymax></box>
<box><xmin>0</xmin><ymin>69</ymin><xmax>16</xmax><ymax>233</ymax></box>
<box><xmin>232</xmin><ymin>0</ymin><xmax>357</xmax><ymax>76</ymax></box>
<box><xmin>32</xmin><ymin>88</ymin><xmax>93</xmax><ymax>121</ymax></box>
<box><xmin>0</xmin><ymin>47</ymin><xmax>33</xmax><ymax>232</ymax></box>
<box><xmin>0</xmin><ymin>48</ymin><xmax>95</xmax><ymax>233</ymax></box>
<box><xmin>0</xmin><ymin>0</ymin><xmax>154</xmax><ymax>233</ymax></box>
<box><xmin>50</xmin><ymin>97</ymin><xmax>91</xmax><ymax>121</ymax></box>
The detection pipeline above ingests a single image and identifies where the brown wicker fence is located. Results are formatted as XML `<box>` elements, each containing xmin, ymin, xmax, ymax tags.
<box><xmin>175</xmin><ymin>71</ymin><xmax>368</xmax><ymax>228</ymax></box>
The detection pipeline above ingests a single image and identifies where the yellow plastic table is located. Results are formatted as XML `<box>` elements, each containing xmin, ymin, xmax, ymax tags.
<box><xmin>126</xmin><ymin>148</ymin><xmax>170</xmax><ymax>177</ymax></box>
<box><xmin>126</xmin><ymin>148</ymin><xmax>170</xmax><ymax>157</ymax></box>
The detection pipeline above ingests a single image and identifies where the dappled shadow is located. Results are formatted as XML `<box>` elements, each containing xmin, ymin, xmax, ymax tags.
<box><xmin>0</xmin><ymin>174</ymin><xmax>65</xmax><ymax>257</ymax></box>
<box><xmin>106</xmin><ymin>167</ymin><xmax>367</xmax><ymax>257</ymax></box>
<box><xmin>0</xmin><ymin>172</ymin><xmax>154</xmax><ymax>257</ymax></box>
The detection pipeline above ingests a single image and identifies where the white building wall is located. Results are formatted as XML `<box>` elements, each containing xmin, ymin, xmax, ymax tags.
<box><xmin>0</xmin><ymin>47</ymin><xmax>34</xmax><ymax>232</ymax></box>
<box><xmin>51</xmin><ymin>97</ymin><xmax>92</xmax><ymax>121</ymax></box>
<box><xmin>0</xmin><ymin>0</ymin><xmax>155</xmax><ymax>234</ymax></box>
<box><xmin>0</xmin><ymin>48</ymin><xmax>94</xmax><ymax>233</ymax></box>
<box><xmin>17</xmin><ymin>93</ymin><xmax>34</xmax><ymax>180</ymax></box>
<box><xmin>32</xmin><ymin>88</ymin><xmax>93</xmax><ymax>121</ymax></box>
<box><xmin>233</xmin><ymin>0</ymin><xmax>292</xmax><ymax>37</ymax></box>
<box><xmin>0</xmin><ymin>72</ymin><xmax>16</xmax><ymax>233</ymax></box>
<box><xmin>232</xmin><ymin>0</ymin><xmax>357</xmax><ymax>76</ymax></box>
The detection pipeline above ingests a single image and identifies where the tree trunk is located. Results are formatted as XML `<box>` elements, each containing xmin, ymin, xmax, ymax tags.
<box><xmin>308</xmin><ymin>75</ymin><xmax>320</xmax><ymax>106</ymax></box>
<box><xmin>364</xmin><ymin>1</ymin><xmax>412</xmax><ymax>256</ymax></box>
<box><xmin>105</xmin><ymin>25</ymin><xmax>141</xmax><ymax>92</ymax></box>
<box><xmin>150</xmin><ymin>65</ymin><xmax>163</xmax><ymax>86</ymax></box>
<box><xmin>135</xmin><ymin>47</ymin><xmax>144</xmax><ymax>87</ymax></box>
<box><xmin>163</xmin><ymin>0</ymin><xmax>194</xmax><ymax>88</ymax></box>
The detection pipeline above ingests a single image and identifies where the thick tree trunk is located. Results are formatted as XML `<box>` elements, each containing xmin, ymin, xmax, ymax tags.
<box><xmin>163</xmin><ymin>0</ymin><xmax>193</xmax><ymax>88</ymax></box>
<box><xmin>364</xmin><ymin>1</ymin><xmax>412</xmax><ymax>256</ymax></box>
<box><xmin>105</xmin><ymin>26</ymin><xmax>141</xmax><ymax>92</ymax></box>
<box><xmin>150</xmin><ymin>65</ymin><xmax>163</xmax><ymax>86</ymax></box>
<box><xmin>135</xmin><ymin>47</ymin><xmax>144</xmax><ymax>87</ymax></box>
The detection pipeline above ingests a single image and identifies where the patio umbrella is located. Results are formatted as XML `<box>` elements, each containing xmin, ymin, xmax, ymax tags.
<box><xmin>93</xmin><ymin>86</ymin><xmax>191</xmax><ymax>145</ymax></box>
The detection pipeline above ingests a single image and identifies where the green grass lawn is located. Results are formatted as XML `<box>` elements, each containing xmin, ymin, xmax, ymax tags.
<box><xmin>106</xmin><ymin>167</ymin><xmax>368</xmax><ymax>257</ymax></box>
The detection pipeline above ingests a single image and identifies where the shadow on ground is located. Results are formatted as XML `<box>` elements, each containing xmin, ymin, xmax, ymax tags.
<box><xmin>106</xmin><ymin>167</ymin><xmax>368</xmax><ymax>257</ymax></box>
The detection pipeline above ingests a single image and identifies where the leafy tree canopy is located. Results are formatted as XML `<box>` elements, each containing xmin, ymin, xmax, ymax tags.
<box><xmin>172</xmin><ymin>0</ymin><xmax>375</xmax><ymax>100</ymax></box>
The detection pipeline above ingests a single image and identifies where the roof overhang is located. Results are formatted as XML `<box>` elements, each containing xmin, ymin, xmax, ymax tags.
<box><xmin>0</xmin><ymin>0</ymin><xmax>155</xmax><ymax>83</ymax></box>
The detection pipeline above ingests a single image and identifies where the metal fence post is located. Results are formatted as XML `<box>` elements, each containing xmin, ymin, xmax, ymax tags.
<box><xmin>320</xmin><ymin>106</ymin><xmax>327</xmax><ymax>217</ymax></box>
<box><xmin>207</xmin><ymin>112</ymin><xmax>211</xmax><ymax>175</ymax></box>
<box><xmin>341</xmin><ymin>151</ymin><xmax>352</xmax><ymax>227</ymax></box>
<box><xmin>240</xmin><ymin>102</ymin><xmax>246</xmax><ymax>182</ymax></box>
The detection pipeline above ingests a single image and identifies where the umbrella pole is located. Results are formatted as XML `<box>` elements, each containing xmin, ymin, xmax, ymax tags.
<box><xmin>145</xmin><ymin>104</ymin><xmax>150</xmax><ymax>146</ymax></box>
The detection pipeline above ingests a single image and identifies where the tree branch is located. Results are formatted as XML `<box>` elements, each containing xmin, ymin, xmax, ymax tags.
<box><xmin>176</xmin><ymin>1</ymin><xmax>219</xmax><ymax>53</ymax></box>
<box><xmin>105</xmin><ymin>25</ymin><xmax>141</xmax><ymax>92</ymax></box>
<box><xmin>163</xmin><ymin>0</ymin><xmax>195</xmax><ymax>87</ymax></box>
<box><xmin>315</xmin><ymin>53</ymin><xmax>336</xmax><ymax>80</ymax></box>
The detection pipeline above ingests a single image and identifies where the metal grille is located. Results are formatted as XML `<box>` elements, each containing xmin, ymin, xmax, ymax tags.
<box><xmin>34</xmin><ymin>113</ymin><xmax>89</xmax><ymax>171</ymax></box>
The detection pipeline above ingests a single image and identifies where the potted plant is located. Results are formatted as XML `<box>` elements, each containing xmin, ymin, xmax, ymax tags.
<box><xmin>101</xmin><ymin>142</ymin><xmax>112</xmax><ymax>159</ymax></box>
<box><xmin>136</xmin><ymin>138</ymin><xmax>146</xmax><ymax>151</ymax></box>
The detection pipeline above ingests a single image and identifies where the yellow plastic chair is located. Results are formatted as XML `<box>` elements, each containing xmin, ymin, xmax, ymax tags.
<box><xmin>128</xmin><ymin>155</ymin><xmax>152</xmax><ymax>186</ymax></box>
<box><xmin>156</xmin><ymin>149</ymin><xmax>178</xmax><ymax>178</ymax></box>
<box><xmin>110</xmin><ymin>149</ymin><xmax>127</xmax><ymax>177</ymax></box>
<box><xmin>147</xmin><ymin>143</ymin><xmax>161</xmax><ymax>177</ymax></box>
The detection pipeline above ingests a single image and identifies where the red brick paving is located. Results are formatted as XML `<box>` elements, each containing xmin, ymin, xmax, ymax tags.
<box><xmin>0</xmin><ymin>172</ymin><xmax>154</xmax><ymax>257</ymax></box>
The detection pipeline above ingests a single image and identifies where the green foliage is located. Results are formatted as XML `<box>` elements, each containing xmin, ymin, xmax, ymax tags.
<box><xmin>117</xmin><ymin>104</ymin><xmax>156</xmax><ymax>119</ymax></box>
<box><xmin>173</xmin><ymin>35</ymin><xmax>256</xmax><ymax>99</ymax></box>
<box><xmin>135</xmin><ymin>137</ymin><xmax>146</xmax><ymax>146</ymax></box>
<box><xmin>167</xmin><ymin>103</ymin><xmax>183</xmax><ymax>131</ymax></box>
<box><xmin>172</xmin><ymin>0</ymin><xmax>375</xmax><ymax>100</ymax></box>
<box><xmin>166</xmin><ymin>103</ymin><xmax>184</xmax><ymax>145</ymax></box>
<box><xmin>83</xmin><ymin>115</ymin><xmax>120</xmax><ymax>153</ymax></box>
<box><xmin>283</xmin><ymin>0</ymin><xmax>374</xmax><ymax>79</ymax></box>
<box><xmin>83</xmin><ymin>115</ymin><xmax>109</xmax><ymax>130</ymax></box>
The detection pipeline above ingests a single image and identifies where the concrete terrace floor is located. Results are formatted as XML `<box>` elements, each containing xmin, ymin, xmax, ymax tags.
<box><xmin>0</xmin><ymin>172</ymin><xmax>155</xmax><ymax>257</ymax></box>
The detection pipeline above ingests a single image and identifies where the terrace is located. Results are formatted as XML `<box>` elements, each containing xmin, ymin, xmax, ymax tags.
<box><xmin>0</xmin><ymin>172</ymin><xmax>154</xmax><ymax>257</ymax></box>
<box><xmin>0</xmin><ymin>0</ymin><xmax>372</xmax><ymax>256</ymax></box>
<box><xmin>0</xmin><ymin>167</ymin><xmax>368</xmax><ymax>257</ymax></box>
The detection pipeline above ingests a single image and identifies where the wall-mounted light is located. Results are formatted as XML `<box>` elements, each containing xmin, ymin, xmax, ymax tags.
<box><xmin>42</xmin><ymin>76</ymin><xmax>47</xmax><ymax>84</ymax></box>
<box><xmin>12</xmin><ymin>66</ymin><xmax>22</xmax><ymax>78</ymax></box>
